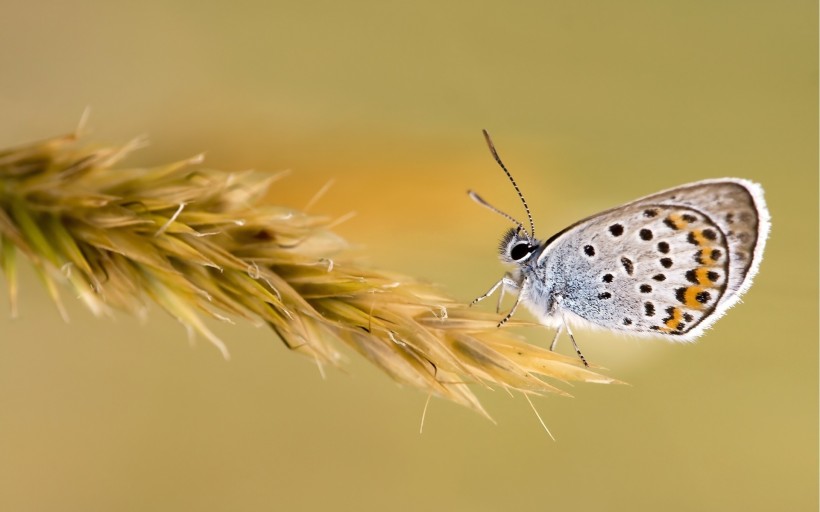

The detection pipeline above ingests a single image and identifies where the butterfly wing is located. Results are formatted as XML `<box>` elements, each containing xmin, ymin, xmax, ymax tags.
<box><xmin>536</xmin><ymin>178</ymin><xmax>769</xmax><ymax>340</ymax></box>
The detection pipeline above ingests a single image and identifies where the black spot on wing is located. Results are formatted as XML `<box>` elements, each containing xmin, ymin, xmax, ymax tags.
<box><xmin>621</xmin><ymin>257</ymin><xmax>634</xmax><ymax>275</ymax></box>
<box><xmin>663</xmin><ymin>218</ymin><xmax>679</xmax><ymax>230</ymax></box>
<box><xmin>687</xmin><ymin>232</ymin><xmax>699</xmax><ymax>245</ymax></box>
<box><xmin>685</xmin><ymin>270</ymin><xmax>698</xmax><ymax>284</ymax></box>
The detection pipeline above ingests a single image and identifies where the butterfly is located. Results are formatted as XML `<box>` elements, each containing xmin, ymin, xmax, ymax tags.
<box><xmin>470</xmin><ymin>131</ymin><xmax>770</xmax><ymax>366</ymax></box>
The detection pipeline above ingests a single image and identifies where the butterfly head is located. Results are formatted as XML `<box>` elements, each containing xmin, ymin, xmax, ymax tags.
<box><xmin>498</xmin><ymin>225</ymin><xmax>539</xmax><ymax>264</ymax></box>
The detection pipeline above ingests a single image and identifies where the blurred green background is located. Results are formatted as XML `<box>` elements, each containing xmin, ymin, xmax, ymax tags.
<box><xmin>0</xmin><ymin>1</ymin><xmax>816</xmax><ymax>511</ymax></box>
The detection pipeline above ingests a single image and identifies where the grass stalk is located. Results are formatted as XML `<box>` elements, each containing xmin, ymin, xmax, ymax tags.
<box><xmin>0</xmin><ymin>128</ymin><xmax>618</xmax><ymax>417</ymax></box>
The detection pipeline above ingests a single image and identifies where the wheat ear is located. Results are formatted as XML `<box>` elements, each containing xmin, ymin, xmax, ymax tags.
<box><xmin>0</xmin><ymin>128</ymin><xmax>618</xmax><ymax>418</ymax></box>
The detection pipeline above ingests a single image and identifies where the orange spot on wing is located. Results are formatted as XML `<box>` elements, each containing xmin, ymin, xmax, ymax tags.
<box><xmin>666</xmin><ymin>214</ymin><xmax>685</xmax><ymax>230</ymax></box>
<box><xmin>684</xmin><ymin>286</ymin><xmax>707</xmax><ymax>309</ymax></box>
<box><xmin>695</xmin><ymin>267</ymin><xmax>713</xmax><ymax>286</ymax></box>
<box><xmin>663</xmin><ymin>308</ymin><xmax>684</xmax><ymax>331</ymax></box>
<box><xmin>698</xmin><ymin>248</ymin><xmax>716</xmax><ymax>265</ymax></box>
<box><xmin>690</xmin><ymin>229</ymin><xmax>709</xmax><ymax>247</ymax></box>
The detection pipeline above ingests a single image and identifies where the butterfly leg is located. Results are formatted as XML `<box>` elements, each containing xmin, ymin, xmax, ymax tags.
<box><xmin>496</xmin><ymin>274</ymin><xmax>523</xmax><ymax>313</ymax></box>
<box><xmin>495</xmin><ymin>281</ymin><xmax>506</xmax><ymax>314</ymax></box>
<box><xmin>497</xmin><ymin>276</ymin><xmax>528</xmax><ymax>327</ymax></box>
<box><xmin>562</xmin><ymin>316</ymin><xmax>589</xmax><ymax>367</ymax></box>
<box><xmin>470</xmin><ymin>278</ymin><xmax>503</xmax><ymax>306</ymax></box>
<box><xmin>470</xmin><ymin>273</ymin><xmax>519</xmax><ymax>312</ymax></box>
<box><xmin>549</xmin><ymin>323</ymin><xmax>564</xmax><ymax>352</ymax></box>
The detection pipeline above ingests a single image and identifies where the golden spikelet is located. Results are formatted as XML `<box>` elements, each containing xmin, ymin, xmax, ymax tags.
<box><xmin>0</xmin><ymin>127</ymin><xmax>618</xmax><ymax>418</ymax></box>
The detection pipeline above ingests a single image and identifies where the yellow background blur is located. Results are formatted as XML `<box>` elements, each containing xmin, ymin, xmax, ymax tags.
<box><xmin>0</xmin><ymin>1</ymin><xmax>816</xmax><ymax>511</ymax></box>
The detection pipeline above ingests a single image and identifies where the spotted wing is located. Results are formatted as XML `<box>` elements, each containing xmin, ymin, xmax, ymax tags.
<box><xmin>540</xmin><ymin>179</ymin><xmax>769</xmax><ymax>340</ymax></box>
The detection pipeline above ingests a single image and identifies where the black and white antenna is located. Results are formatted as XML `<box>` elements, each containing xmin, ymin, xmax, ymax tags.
<box><xmin>475</xmin><ymin>130</ymin><xmax>536</xmax><ymax>238</ymax></box>
<box><xmin>467</xmin><ymin>190</ymin><xmax>525</xmax><ymax>234</ymax></box>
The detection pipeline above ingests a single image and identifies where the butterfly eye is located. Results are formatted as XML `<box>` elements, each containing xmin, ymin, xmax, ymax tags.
<box><xmin>510</xmin><ymin>242</ymin><xmax>531</xmax><ymax>261</ymax></box>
